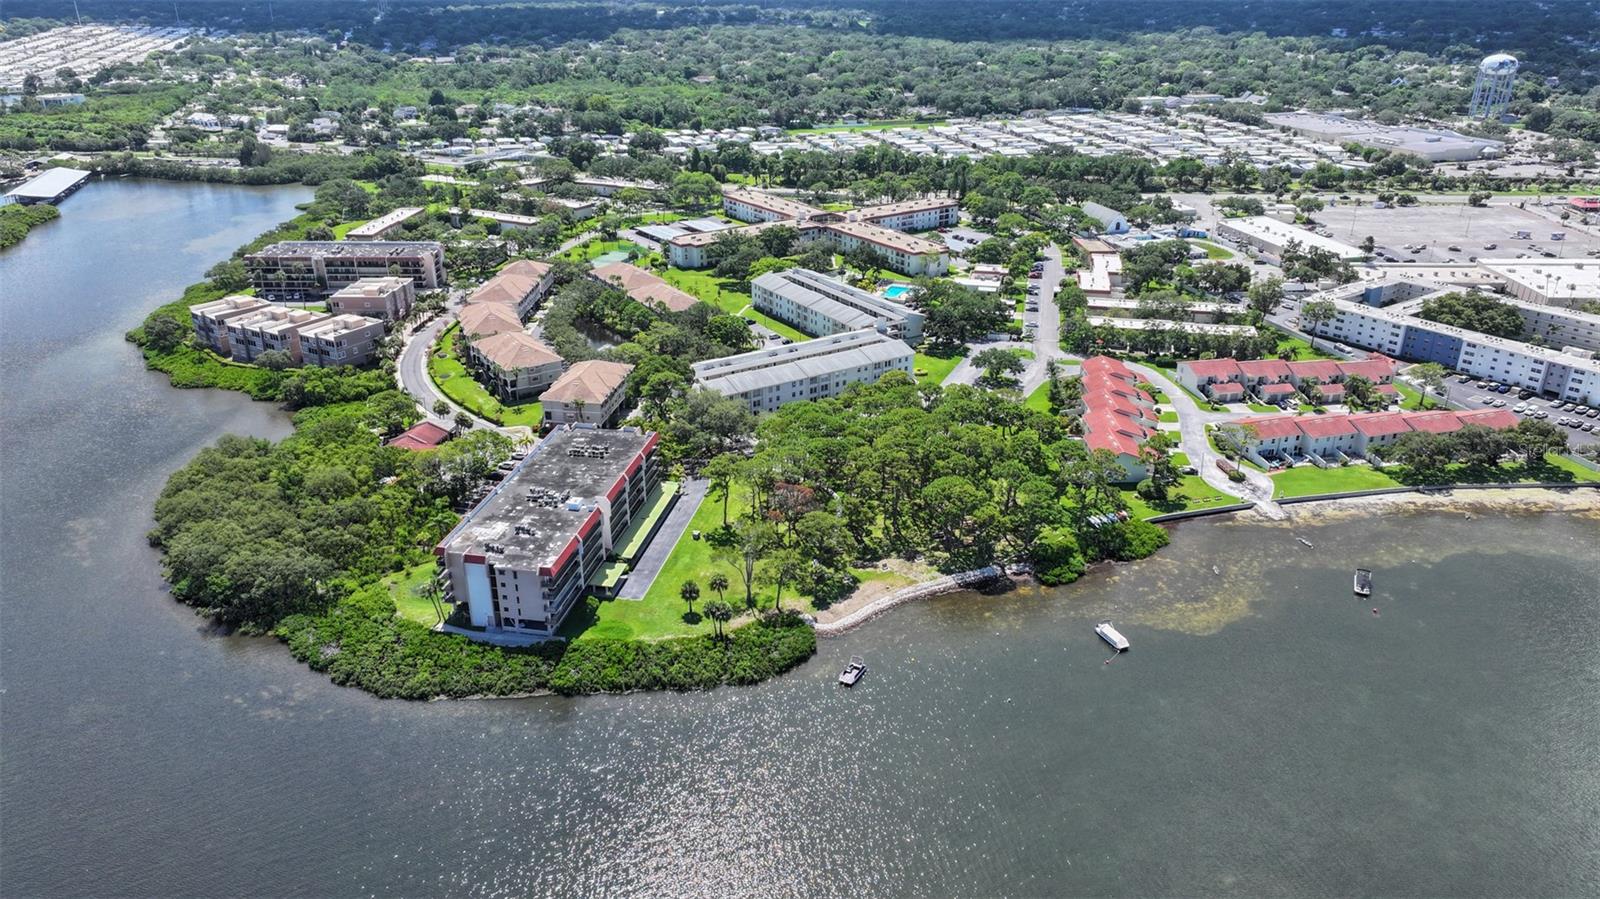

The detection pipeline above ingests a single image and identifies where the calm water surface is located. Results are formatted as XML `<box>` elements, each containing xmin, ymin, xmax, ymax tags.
<box><xmin>2</xmin><ymin>181</ymin><xmax>1598</xmax><ymax>898</ymax></box>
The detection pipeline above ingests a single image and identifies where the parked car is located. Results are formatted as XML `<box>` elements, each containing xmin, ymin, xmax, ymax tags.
<box><xmin>1479</xmin><ymin>395</ymin><xmax>1495</xmax><ymax>404</ymax></box>
<box><xmin>1493</xmin><ymin>399</ymin><xmax>1507</xmax><ymax>407</ymax></box>
<box><xmin>1585</xmin><ymin>423</ymin><xmax>1597</xmax><ymax>432</ymax></box>
<box><xmin>1497</xmin><ymin>385</ymin><xmax>1512</xmax><ymax>394</ymax></box>
<box><xmin>1513</xmin><ymin>404</ymin><xmax>1527</xmax><ymax>413</ymax></box>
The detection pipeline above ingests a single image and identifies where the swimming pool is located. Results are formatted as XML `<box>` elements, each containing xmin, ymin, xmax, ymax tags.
<box><xmin>883</xmin><ymin>284</ymin><xmax>915</xmax><ymax>300</ymax></box>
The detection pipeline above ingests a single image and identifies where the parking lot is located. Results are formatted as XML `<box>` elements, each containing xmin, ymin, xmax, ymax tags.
<box><xmin>1434</xmin><ymin>374</ymin><xmax>1600</xmax><ymax>448</ymax></box>
<box><xmin>1312</xmin><ymin>203</ymin><xmax>1600</xmax><ymax>265</ymax></box>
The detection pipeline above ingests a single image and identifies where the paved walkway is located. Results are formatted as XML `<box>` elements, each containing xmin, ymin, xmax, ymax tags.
<box><xmin>1127</xmin><ymin>362</ymin><xmax>1284</xmax><ymax>518</ymax></box>
<box><xmin>944</xmin><ymin>243</ymin><xmax>1072</xmax><ymax>392</ymax></box>
<box><xmin>615</xmin><ymin>478</ymin><xmax>709</xmax><ymax>600</ymax></box>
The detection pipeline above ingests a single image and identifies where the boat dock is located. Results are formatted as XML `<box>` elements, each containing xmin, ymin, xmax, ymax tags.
<box><xmin>5</xmin><ymin>167</ymin><xmax>91</xmax><ymax>206</ymax></box>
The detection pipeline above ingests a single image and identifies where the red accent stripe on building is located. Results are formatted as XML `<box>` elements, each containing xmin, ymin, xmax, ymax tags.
<box><xmin>606</xmin><ymin>475</ymin><xmax>627</xmax><ymax>502</ymax></box>
<box><xmin>641</xmin><ymin>432</ymin><xmax>660</xmax><ymax>455</ymax></box>
<box><xmin>463</xmin><ymin>553</ymin><xmax>486</xmax><ymax>564</ymax></box>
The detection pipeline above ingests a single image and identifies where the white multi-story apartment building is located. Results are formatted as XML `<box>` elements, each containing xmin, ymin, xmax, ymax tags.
<box><xmin>751</xmin><ymin>268</ymin><xmax>925</xmax><ymax>344</ymax></box>
<box><xmin>328</xmin><ymin>276</ymin><xmax>415</xmax><ymax>321</ymax></box>
<box><xmin>434</xmin><ymin>427</ymin><xmax>663</xmax><ymax>637</ymax></box>
<box><xmin>686</xmin><ymin>188</ymin><xmax>953</xmax><ymax>276</ymax></box>
<box><xmin>691</xmin><ymin>329</ymin><xmax>915</xmax><ymax>413</ymax></box>
<box><xmin>1314</xmin><ymin>280</ymin><xmax>1600</xmax><ymax>405</ymax></box>
<box><xmin>245</xmin><ymin>240</ymin><xmax>446</xmax><ymax>301</ymax></box>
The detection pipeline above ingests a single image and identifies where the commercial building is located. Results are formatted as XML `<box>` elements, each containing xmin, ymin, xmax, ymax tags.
<box><xmin>1479</xmin><ymin>259</ymin><xmax>1600</xmax><ymax>310</ymax></box>
<box><xmin>297</xmin><ymin>314</ymin><xmax>388</xmax><ymax>367</ymax></box>
<box><xmin>345</xmin><ymin>207</ymin><xmax>425</xmax><ymax>240</ymax></box>
<box><xmin>1078</xmin><ymin>356</ymin><xmax>1157</xmax><ymax>481</ymax></box>
<box><xmin>589</xmin><ymin>262</ymin><xmax>700</xmax><ymax>312</ymax></box>
<box><xmin>692</xmin><ymin>329</ymin><xmax>914</xmax><ymax>413</ymax></box>
<box><xmin>190</xmin><ymin>295</ymin><xmax>272</xmax><ymax>356</ymax></box>
<box><xmin>328</xmin><ymin>276</ymin><xmax>415</xmax><ymax>321</ymax></box>
<box><xmin>1082</xmin><ymin>202</ymin><xmax>1130</xmax><ymax>235</ymax></box>
<box><xmin>434</xmin><ymin>427</ymin><xmax>663</xmax><ymax>637</ymax></box>
<box><xmin>1227</xmin><ymin>408</ymin><xmax>1521</xmax><ymax>465</ymax></box>
<box><xmin>540</xmin><ymin>360</ymin><xmax>636</xmax><ymax>428</ymax></box>
<box><xmin>466</xmin><ymin>259</ymin><xmax>556</xmax><ymax>319</ymax></box>
<box><xmin>1214</xmin><ymin>215</ymin><xmax>1365</xmax><ymax>261</ymax></box>
<box><xmin>245</xmin><ymin>241</ymin><xmax>446</xmax><ymax>301</ymax></box>
<box><xmin>751</xmin><ymin>268</ymin><xmax>925</xmax><ymax>344</ymax></box>
<box><xmin>1311</xmin><ymin>279</ymin><xmax>1600</xmax><ymax>405</ymax></box>
<box><xmin>1263</xmin><ymin>112</ymin><xmax>1504</xmax><ymax>163</ymax></box>
<box><xmin>4</xmin><ymin>167</ymin><xmax>90</xmax><ymax>205</ymax></box>
<box><xmin>1074</xmin><ymin>238</ymin><xmax>1125</xmax><ymax>295</ymax></box>
<box><xmin>468</xmin><ymin>332</ymin><xmax>565</xmax><ymax>402</ymax></box>
<box><xmin>221</xmin><ymin>306</ymin><xmax>333</xmax><ymax>364</ymax></box>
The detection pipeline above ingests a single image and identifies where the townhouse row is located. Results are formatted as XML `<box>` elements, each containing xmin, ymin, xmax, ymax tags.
<box><xmin>1228</xmin><ymin>408</ymin><xmax>1521</xmax><ymax>466</ymax></box>
<box><xmin>1176</xmin><ymin>355</ymin><xmax>1400</xmax><ymax>406</ymax></box>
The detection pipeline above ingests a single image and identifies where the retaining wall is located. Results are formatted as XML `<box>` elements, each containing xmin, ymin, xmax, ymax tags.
<box><xmin>814</xmin><ymin>565</ymin><xmax>1006</xmax><ymax>636</ymax></box>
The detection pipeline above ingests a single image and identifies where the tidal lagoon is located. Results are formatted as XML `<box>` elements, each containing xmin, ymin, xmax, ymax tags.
<box><xmin>2</xmin><ymin>180</ymin><xmax>1597</xmax><ymax>898</ymax></box>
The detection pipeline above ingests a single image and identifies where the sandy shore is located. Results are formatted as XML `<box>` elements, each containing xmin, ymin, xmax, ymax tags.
<box><xmin>811</xmin><ymin>558</ymin><xmax>939</xmax><ymax>626</ymax></box>
<box><xmin>1243</xmin><ymin>485</ymin><xmax>1600</xmax><ymax>525</ymax></box>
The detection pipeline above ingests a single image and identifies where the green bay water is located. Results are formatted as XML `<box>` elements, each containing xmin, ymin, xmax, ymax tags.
<box><xmin>2</xmin><ymin>181</ymin><xmax>1598</xmax><ymax>898</ymax></box>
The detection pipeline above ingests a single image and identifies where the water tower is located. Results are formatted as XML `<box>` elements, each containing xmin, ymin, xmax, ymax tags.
<box><xmin>1469</xmin><ymin>53</ymin><xmax>1518</xmax><ymax>119</ymax></box>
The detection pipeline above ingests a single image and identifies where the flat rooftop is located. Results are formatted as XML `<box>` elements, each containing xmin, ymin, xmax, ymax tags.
<box><xmin>249</xmin><ymin>240</ymin><xmax>443</xmax><ymax>258</ymax></box>
<box><xmin>438</xmin><ymin>428</ymin><xmax>656</xmax><ymax>570</ymax></box>
<box><xmin>693</xmin><ymin>328</ymin><xmax>911</xmax><ymax>396</ymax></box>
<box><xmin>1218</xmin><ymin>215</ymin><xmax>1365</xmax><ymax>259</ymax></box>
<box><xmin>6</xmin><ymin>167</ymin><xmax>90</xmax><ymax>200</ymax></box>
<box><xmin>754</xmin><ymin>268</ymin><xmax>920</xmax><ymax>327</ymax></box>
<box><xmin>345</xmin><ymin>207</ymin><xmax>424</xmax><ymax>237</ymax></box>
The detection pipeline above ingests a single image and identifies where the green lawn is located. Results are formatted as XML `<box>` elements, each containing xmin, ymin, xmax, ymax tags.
<box><xmin>661</xmin><ymin>268</ymin><xmax>809</xmax><ymax>341</ymax></box>
<box><xmin>1024</xmin><ymin>381</ymin><xmax>1052</xmax><ymax>412</ymax></box>
<box><xmin>914</xmin><ymin>350</ymin><xmax>964</xmax><ymax>387</ymax></box>
<box><xmin>428</xmin><ymin>326</ymin><xmax>544</xmax><ymax>428</ymax></box>
<box><xmin>332</xmin><ymin>219</ymin><xmax>369</xmax><ymax>238</ymax></box>
<box><xmin>566</xmin><ymin>482</ymin><xmax>887</xmax><ymax>642</ymax></box>
<box><xmin>1271</xmin><ymin>464</ymin><xmax>1400</xmax><ymax>498</ymax></box>
<box><xmin>1159</xmin><ymin>410</ymin><xmax>1180</xmax><ymax>423</ymax></box>
<box><xmin>1275</xmin><ymin>335</ymin><xmax>1340</xmax><ymax>361</ymax></box>
<box><xmin>383</xmin><ymin>561</ymin><xmax>445</xmax><ymax>626</ymax></box>
<box><xmin>1246</xmin><ymin>402</ymin><xmax>1282</xmax><ymax>413</ymax></box>
<box><xmin>1122</xmin><ymin>475</ymin><xmax>1239</xmax><ymax>519</ymax></box>
<box><xmin>1189</xmin><ymin>239</ymin><xmax>1235</xmax><ymax>260</ymax></box>
<box><xmin>561</xmin><ymin>239</ymin><xmax>647</xmax><ymax>263</ymax></box>
<box><xmin>1393</xmin><ymin>381</ymin><xmax>1433</xmax><ymax>411</ymax></box>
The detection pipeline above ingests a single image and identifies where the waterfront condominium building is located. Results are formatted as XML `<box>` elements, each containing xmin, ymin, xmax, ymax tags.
<box><xmin>328</xmin><ymin>276</ymin><xmax>415</xmax><ymax>321</ymax></box>
<box><xmin>434</xmin><ymin>427</ymin><xmax>663</xmax><ymax>637</ymax></box>
<box><xmin>221</xmin><ymin>306</ymin><xmax>334</xmax><ymax>364</ymax></box>
<box><xmin>750</xmin><ymin>267</ymin><xmax>925</xmax><ymax>344</ymax></box>
<box><xmin>691</xmin><ymin>328</ymin><xmax>914</xmax><ymax>414</ymax></box>
<box><xmin>244</xmin><ymin>240</ymin><xmax>446</xmax><ymax>302</ymax></box>
<box><xmin>190</xmin><ymin>295</ymin><xmax>271</xmax><ymax>355</ymax></box>
<box><xmin>539</xmin><ymin>360</ymin><xmax>636</xmax><ymax>428</ymax></box>
<box><xmin>297</xmin><ymin>314</ymin><xmax>389</xmax><ymax>367</ymax></box>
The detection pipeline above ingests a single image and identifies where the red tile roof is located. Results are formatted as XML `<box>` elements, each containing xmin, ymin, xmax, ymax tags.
<box><xmin>1208</xmin><ymin>382</ymin><xmax>1246</xmax><ymax>397</ymax></box>
<box><xmin>1295</xmin><ymin>414</ymin><xmax>1358</xmax><ymax>438</ymax></box>
<box><xmin>1336</xmin><ymin>357</ymin><xmax>1398</xmax><ymax>382</ymax></box>
<box><xmin>1237</xmin><ymin>358</ymin><xmax>1292</xmax><ymax>380</ymax></box>
<box><xmin>1287</xmin><ymin>359</ymin><xmax>1342</xmax><ymax>381</ymax></box>
<box><xmin>1260</xmin><ymin>382</ymin><xmax>1298</xmax><ymax>395</ymax></box>
<box><xmin>1235</xmin><ymin>415</ymin><xmax>1303</xmax><ymax>440</ymax></box>
<box><xmin>1349</xmin><ymin>412</ymin><xmax>1413</xmax><ymax>437</ymax></box>
<box><xmin>1313</xmin><ymin>381</ymin><xmax>1347</xmax><ymax>397</ymax></box>
<box><xmin>1081</xmin><ymin>355</ymin><xmax>1136</xmax><ymax>381</ymax></box>
<box><xmin>1181</xmin><ymin>358</ymin><xmax>1243</xmax><ymax>380</ymax></box>
<box><xmin>1455</xmin><ymin>408</ymin><xmax>1520</xmax><ymax>430</ymax></box>
<box><xmin>386</xmin><ymin>421</ymin><xmax>451</xmax><ymax>450</ymax></box>
<box><xmin>1083</xmin><ymin>409</ymin><xmax>1145</xmax><ymax>458</ymax></box>
<box><xmin>1403</xmin><ymin>410</ymin><xmax>1464</xmax><ymax>434</ymax></box>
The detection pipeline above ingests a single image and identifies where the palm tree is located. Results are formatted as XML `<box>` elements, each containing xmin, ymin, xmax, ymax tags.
<box><xmin>703</xmin><ymin>600</ymin><xmax>733</xmax><ymax>639</ymax></box>
<box><xmin>707</xmin><ymin>572</ymin><xmax>729</xmax><ymax>604</ymax></box>
<box><xmin>679</xmin><ymin>580</ymin><xmax>700</xmax><ymax>616</ymax></box>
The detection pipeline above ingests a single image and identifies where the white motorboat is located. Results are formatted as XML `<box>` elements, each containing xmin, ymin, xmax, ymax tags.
<box><xmin>1095</xmin><ymin>621</ymin><xmax>1130</xmax><ymax>652</ymax></box>
<box><xmin>838</xmin><ymin>655</ymin><xmax>866</xmax><ymax>686</ymax></box>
